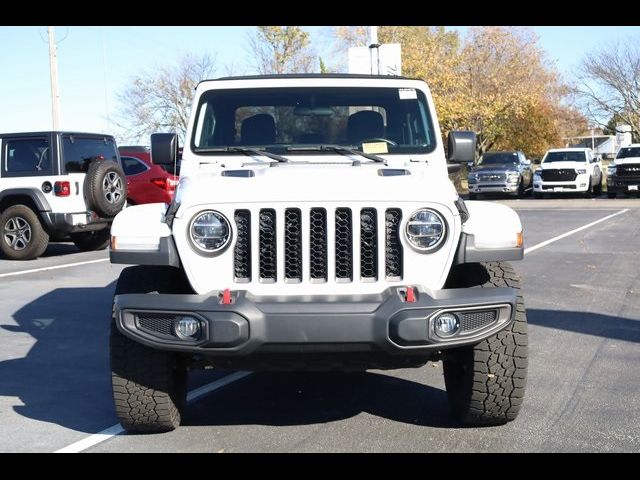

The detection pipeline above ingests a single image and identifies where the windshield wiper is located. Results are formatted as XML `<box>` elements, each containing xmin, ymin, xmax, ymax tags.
<box><xmin>197</xmin><ymin>146</ymin><xmax>289</xmax><ymax>163</ymax></box>
<box><xmin>286</xmin><ymin>145</ymin><xmax>387</xmax><ymax>164</ymax></box>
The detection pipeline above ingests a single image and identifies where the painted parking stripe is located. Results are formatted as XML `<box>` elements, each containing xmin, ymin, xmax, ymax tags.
<box><xmin>54</xmin><ymin>208</ymin><xmax>630</xmax><ymax>453</ymax></box>
<box><xmin>0</xmin><ymin>258</ymin><xmax>109</xmax><ymax>279</ymax></box>
<box><xmin>524</xmin><ymin>209</ymin><xmax>629</xmax><ymax>255</ymax></box>
<box><xmin>54</xmin><ymin>371</ymin><xmax>251</xmax><ymax>453</ymax></box>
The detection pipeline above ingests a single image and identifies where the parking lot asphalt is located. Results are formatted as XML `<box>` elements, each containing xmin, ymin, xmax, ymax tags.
<box><xmin>1</xmin><ymin>197</ymin><xmax>639</xmax><ymax>452</ymax></box>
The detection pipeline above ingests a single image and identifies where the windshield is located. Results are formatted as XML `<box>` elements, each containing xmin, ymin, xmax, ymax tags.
<box><xmin>543</xmin><ymin>151</ymin><xmax>586</xmax><ymax>163</ymax></box>
<box><xmin>191</xmin><ymin>86</ymin><xmax>436</xmax><ymax>155</ymax></box>
<box><xmin>616</xmin><ymin>147</ymin><xmax>640</xmax><ymax>159</ymax></box>
<box><xmin>479</xmin><ymin>152</ymin><xmax>519</xmax><ymax>165</ymax></box>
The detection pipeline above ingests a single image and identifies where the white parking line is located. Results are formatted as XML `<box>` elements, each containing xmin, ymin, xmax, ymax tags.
<box><xmin>53</xmin><ymin>207</ymin><xmax>630</xmax><ymax>453</ymax></box>
<box><xmin>524</xmin><ymin>209</ymin><xmax>629</xmax><ymax>255</ymax></box>
<box><xmin>0</xmin><ymin>258</ymin><xmax>109</xmax><ymax>279</ymax></box>
<box><xmin>55</xmin><ymin>371</ymin><xmax>252</xmax><ymax>453</ymax></box>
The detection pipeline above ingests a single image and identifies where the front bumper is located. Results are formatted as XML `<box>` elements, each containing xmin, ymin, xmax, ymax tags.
<box><xmin>40</xmin><ymin>211</ymin><xmax>111</xmax><ymax>236</ymax></box>
<box><xmin>114</xmin><ymin>286</ymin><xmax>516</xmax><ymax>356</ymax></box>
<box><xmin>607</xmin><ymin>176</ymin><xmax>640</xmax><ymax>194</ymax></box>
<box><xmin>533</xmin><ymin>180</ymin><xmax>588</xmax><ymax>192</ymax></box>
<box><xmin>468</xmin><ymin>182</ymin><xmax>519</xmax><ymax>194</ymax></box>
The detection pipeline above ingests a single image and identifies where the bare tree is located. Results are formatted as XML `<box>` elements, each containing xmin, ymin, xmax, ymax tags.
<box><xmin>116</xmin><ymin>54</ymin><xmax>217</xmax><ymax>143</ymax></box>
<box><xmin>249</xmin><ymin>26</ymin><xmax>315</xmax><ymax>74</ymax></box>
<box><xmin>575</xmin><ymin>39</ymin><xmax>640</xmax><ymax>137</ymax></box>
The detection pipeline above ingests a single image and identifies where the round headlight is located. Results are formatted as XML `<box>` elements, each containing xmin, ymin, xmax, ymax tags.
<box><xmin>189</xmin><ymin>210</ymin><xmax>231</xmax><ymax>254</ymax></box>
<box><xmin>405</xmin><ymin>209</ymin><xmax>446</xmax><ymax>252</ymax></box>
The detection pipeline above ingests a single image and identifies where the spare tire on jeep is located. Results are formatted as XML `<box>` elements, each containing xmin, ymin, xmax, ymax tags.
<box><xmin>84</xmin><ymin>160</ymin><xmax>127</xmax><ymax>218</ymax></box>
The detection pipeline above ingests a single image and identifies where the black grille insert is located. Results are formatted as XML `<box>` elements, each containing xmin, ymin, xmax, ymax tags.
<box><xmin>335</xmin><ymin>208</ymin><xmax>353</xmax><ymax>281</ymax></box>
<box><xmin>259</xmin><ymin>209</ymin><xmax>277</xmax><ymax>281</ymax></box>
<box><xmin>360</xmin><ymin>208</ymin><xmax>378</xmax><ymax>280</ymax></box>
<box><xmin>541</xmin><ymin>169</ymin><xmax>577</xmax><ymax>182</ymax></box>
<box><xmin>284</xmin><ymin>208</ymin><xmax>302</xmax><ymax>281</ymax></box>
<box><xmin>459</xmin><ymin>310</ymin><xmax>498</xmax><ymax>332</ymax></box>
<box><xmin>309</xmin><ymin>208</ymin><xmax>328</xmax><ymax>281</ymax></box>
<box><xmin>617</xmin><ymin>164</ymin><xmax>640</xmax><ymax>177</ymax></box>
<box><xmin>385</xmin><ymin>209</ymin><xmax>403</xmax><ymax>280</ymax></box>
<box><xmin>137</xmin><ymin>313</ymin><xmax>176</xmax><ymax>337</ymax></box>
<box><xmin>234</xmin><ymin>210</ymin><xmax>251</xmax><ymax>282</ymax></box>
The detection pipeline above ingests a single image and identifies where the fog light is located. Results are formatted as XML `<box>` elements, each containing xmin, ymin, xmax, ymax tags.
<box><xmin>434</xmin><ymin>313</ymin><xmax>460</xmax><ymax>338</ymax></box>
<box><xmin>174</xmin><ymin>316</ymin><xmax>200</xmax><ymax>339</ymax></box>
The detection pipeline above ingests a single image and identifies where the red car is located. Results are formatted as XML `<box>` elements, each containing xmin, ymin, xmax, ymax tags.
<box><xmin>118</xmin><ymin>146</ymin><xmax>179</xmax><ymax>205</ymax></box>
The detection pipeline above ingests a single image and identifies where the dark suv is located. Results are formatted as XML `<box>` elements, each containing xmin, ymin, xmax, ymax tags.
<box><xmin>467</xmin><ymin>151</ymin><xmax>533</xmax><ymax>199</ymax></box>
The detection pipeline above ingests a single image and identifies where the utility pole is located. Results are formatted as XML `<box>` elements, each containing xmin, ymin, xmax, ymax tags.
<box><xmin>369</xmin><ymin>26</ymin><xmax>380</xmax><ymax>75</ymax></box>
<box><xmin>47</xmin><ymin>26</ymin><xmax>61</xmax><ymax>130</ymax></box>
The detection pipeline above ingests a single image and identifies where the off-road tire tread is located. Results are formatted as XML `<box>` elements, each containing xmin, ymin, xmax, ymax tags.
<box><xmin>110</xmin><ymin>266</ymin><xmax>189</xmax><ymax>433</ymax></box>
<box><xmin>444</xmin><ymin>261</ymin><xmax>528</xmax><ymax>425</ymax></box>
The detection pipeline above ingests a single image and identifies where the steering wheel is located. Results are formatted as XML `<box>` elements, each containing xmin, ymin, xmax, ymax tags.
<box><xmin>361</xmin><ymin>138</ymin><xmax>398</xmax><ymax>146</ymax></box>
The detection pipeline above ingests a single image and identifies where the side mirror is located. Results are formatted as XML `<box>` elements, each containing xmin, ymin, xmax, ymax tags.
<box><xmin>151</xmin><ymin>133</ymin><xmax>178</xmax><ymax>167</ymax></box>
<box><xmin>447</xmin><ymin>131</ymin><xmax>476</xmax><ymax>163</ymax></box>
<box><xmin>532</xmin><ymin>158</ymin><xmax>541</xmax><ymax>165</ymax></box>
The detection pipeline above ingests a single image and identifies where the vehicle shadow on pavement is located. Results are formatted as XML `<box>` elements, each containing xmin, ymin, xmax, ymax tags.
<box><xmin>39</xmin><ymin>243</ymin><xmax>83</xmax><ymax>258</ymax></box>
<box><xmin>528</xmin><ymin>309</ymin><xmax>640</xmax><ymax>343</ymax></box>
<box><xmin>184</xmin><ymin>370</ymin><xmax>459</xmax><ymax>429</ymax></box>
<box><xmin>0</xmin><ymin>282</ymin><xmax>117</xmax><ymax>434</ymax></box>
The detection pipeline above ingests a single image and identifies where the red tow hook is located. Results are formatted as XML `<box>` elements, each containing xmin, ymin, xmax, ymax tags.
<box><xmin>220</xmin><ymin>288</ymin><xmax>233</xmax><ymax>305</ymax></box>
<box><xmin>404</xmin><ymin>286</ymin><xmax>417</xmax><ymax>303</ymax></box>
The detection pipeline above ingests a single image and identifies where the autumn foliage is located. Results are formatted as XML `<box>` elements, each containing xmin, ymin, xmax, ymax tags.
<box><xmin>336</xmin><ymin>26</ymin><xmax>588</xmax><ymax>159</ymax></box>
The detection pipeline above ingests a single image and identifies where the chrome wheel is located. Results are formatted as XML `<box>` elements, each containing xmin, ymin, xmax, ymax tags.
<box><xmin>3</xmin><ymin>216</ymin><xmax>32</xmax><ymax>250</ymax></box>
<box><xmin>103</xmin><ymin>172</ymin><xmax>124</xmax><ymax>204</ymax></box>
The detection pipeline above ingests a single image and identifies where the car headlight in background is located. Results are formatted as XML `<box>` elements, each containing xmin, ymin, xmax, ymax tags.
<box><xmin>607</xmin><ymin>166</ymin><xmax>617</xmax><ymax>176</ymax></box>
<box><xmin>506</xmin><ymin>171</ymin><xmax>520</xmax><ymax>183</ymax></box>
<box><xmin>405</xmin><ymin>209</ymin><xmax>446</xmax><ymax>252</ymax></box>
<box><xmin>575</xmin><ymin>169</ymin><xmax>587</xmax><ymax>174</ymax></box>
<box><xmin>189</xmin><ymin>210</ymin><xmax>231</xmax><ymax>254</ymax></box>
<box><xmin>467</xmin><ymin>172</ymin><xmax>478</xmax><ymax>183</ymax></box>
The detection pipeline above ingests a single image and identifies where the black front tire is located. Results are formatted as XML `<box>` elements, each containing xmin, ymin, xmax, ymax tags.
<box><xmin>110</xmin><ymin>266</ymin><xmax>191</xmax><ymax>433</ymax></box>
<box><xmin>607</xmin><ymin>191</ymin><xmax>617</xmax><ymax>199</ymax></box>
<box><xmin>0</xmin><ymin>205</ymin><xmax>49</xmax><ymax>260</ymax></box>
<box><xmin>533</xmin><ymin>191</ymin><xmax>544</xmax><ymax>199</ymax></box>
<box><xmin>443</xmin><ymin>262</ymin><xmax>528</xmax><ymax>425</ymax></box>
<box><xmin>71</xmin><ymin>228</ymin><xmax>111</xmax><ymax>251</ymax></box>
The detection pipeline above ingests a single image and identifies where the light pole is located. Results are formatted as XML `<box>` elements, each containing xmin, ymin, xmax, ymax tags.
<box><xmin>47</xmin><ymin>26</ymin><xmax>61</xmax><ymax>130</ymax></box>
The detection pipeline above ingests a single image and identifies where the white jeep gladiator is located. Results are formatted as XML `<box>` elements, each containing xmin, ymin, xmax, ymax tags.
<box><xmin>109</xmin><ymin>74</ymin><xmax>528</xmax><ymax>432</ymax></box>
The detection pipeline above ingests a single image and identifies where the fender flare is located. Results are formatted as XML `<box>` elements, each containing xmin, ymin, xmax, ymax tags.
<box><xmin>0</xmin><ymin>188</ymin><xmax>51</xmax><ymax>212</ymax></box>
<box><xmin>455</xmin><ymin>200</ymin><xmax>523</xmax><ymax>264</ymax></box>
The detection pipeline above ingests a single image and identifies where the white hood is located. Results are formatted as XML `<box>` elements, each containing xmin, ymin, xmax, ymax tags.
<box><xmin>613</xmin><ymin>157</ymin><xmax>640</xmax><ymax>165</ymax></box>
<box><xmin>175</xmin><ymin>162</ymin><xmax>457</xmax><ymax>208</ymax></box>
<box><xmin>539</xmin><ymin>161</ymin><xmax>585</xmax><ymax>170</ymax></box>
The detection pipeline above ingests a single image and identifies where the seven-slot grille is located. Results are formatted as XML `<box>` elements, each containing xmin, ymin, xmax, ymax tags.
<box><xmin>233</xmin><ymin>208</ymin><xmax>404</xmax><ymax>284</ymax></box>
<box><xmin>540</xmin><ymin>169</ymin><xmax>577</xmax><ymax>181</ymax></box>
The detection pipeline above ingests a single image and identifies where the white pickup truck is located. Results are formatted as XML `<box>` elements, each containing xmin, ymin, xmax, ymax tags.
<box><xmin>533</xmin><ymin>147</ymin><xmax>603</xmax><ymax>198</ymax></box>
<box><xmin>108</xmin><ymin>74</ymin><xmax>528</xmax><ymax>432</ymax></box>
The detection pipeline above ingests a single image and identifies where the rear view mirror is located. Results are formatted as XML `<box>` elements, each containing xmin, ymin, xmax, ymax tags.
<box><xmin>293</xmin><ymin>106</ymin><xmax>334</xmax><ymax>116</ymax></box>
<box><xmin>447</xmin><ymin>131</ymin><xmax>476</xmax><ymax>163</ymax></box>
<box><xmin>151</xmin><ymin>133</ymin><xmax>178</xmax><ymax>167</ymax></box>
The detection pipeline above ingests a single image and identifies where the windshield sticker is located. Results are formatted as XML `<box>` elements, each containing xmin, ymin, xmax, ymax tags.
<box><xmin>398</xmin><ymin>88</ymin><xmax>417</xmax><ymax>100</ymax></box>
<box><xmin>362</xmin><ymin>142</ymin><xmax>389</xmax><ymax>154</ymax></box>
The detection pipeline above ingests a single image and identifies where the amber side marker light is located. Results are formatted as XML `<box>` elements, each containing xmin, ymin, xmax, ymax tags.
<box><xmin>111</xmin><ymin>236</ymin><xmax>117</xmax><ymax>250</ymax></box>
<box><xmin>516</xmin><ymin>231</ymin><xmax>524</xmax><ymax>248</ymax></box>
